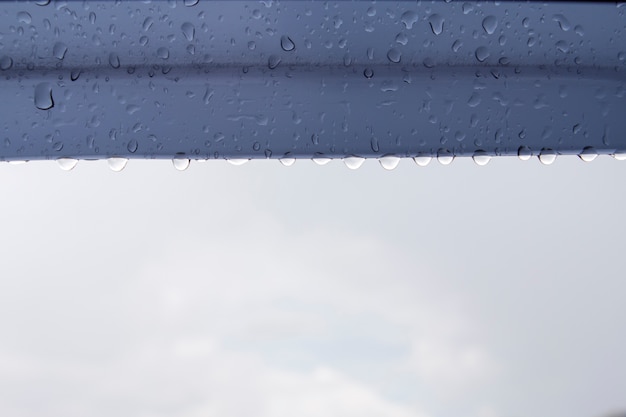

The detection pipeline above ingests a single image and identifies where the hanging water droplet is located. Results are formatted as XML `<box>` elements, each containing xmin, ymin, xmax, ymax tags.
<box><xmin>53</xmin><ymin>42</ymin><xmax>68</xmax><ymax>60</ymax></box>
<box><xmin>109</xmin><ymin>52</ymin><xmax>120</xmax><ymax>69</ymax></box>
<box><xmin>181</xmin><ymin>22</ymin><xmax>195</xmax><ymax>41</ymax></box>
<box><xmin>379</xmin><ymin>155</ymin><xmax>400</xmax><ymax>171</ymax></box>
<box><xmin>386</xmin><ymin>48</ymin><xmax>401</xmax><ymax>63</ymax></box>
<box><xmin>428</xmin><ymin>14</ymin><xmax>444</xmax><ymax>35</ymax></box>
<box><xmin>612</xmin><ymin>152</ymin><xmax>626</xmax><ymax>161</ymax></box>
<box><xmin>363</xmin><ymin>68</ymin><xmax>374</xmax><ymax>79</ymax></box>
<box><xmin>437</xmin><ymin>149</ymin><xmax>454</xmax><ymax>165</ymax></box>
<box><xmin>400</xmin><ymin>10</ymin><xmax>418</xmax><ymax>29</ymax></box>
<box><xmin>472</xmin><ymin>150</ymin><xmax>491</xmax><ymax>166</ymax></box>
<box><xmin>268</xmin><ymin>55</ymin><xmax>281</xmax><ymax>69</ymax></box>
<box><xmin>518</xmin><ymin>146</ymin><xmax>532</xmax><ymax>161</ymax></box>
<box><xmin>280</xmin><ymin>35</ymin><xmax>295</xmax><ymax>52</ymax></box>
<box><xmin>279</xmin><ymin>156</ymin><xmax>296</xmax><ymax>167</ymax></box>
<box><xmin>578</xmin><ymin>146</ymin><xmax>598</xmax><ymax>162</ymax></box>
<box><xmin>475</xmin><ymin>46</ymin><xmax>490</xmax><ymax>62</ymax></box>
<box><xmin>8</xmin><ymin>160</ymin><xmax>27</xmax><ymax>165</ymax></box>
<box><xmin>157</xmin><ymin>47</ymin><xmax>170</xmax><ymax>60</ymax></box>
<box><xmin>57</xmin><ymin>158</ymin><xmax>78</xmax><ymax>171</ymax></box>
<box><xmin>413</xmin><ymin>155</ymin><xmax>432</xmax><ymax>167</ymax></box>
<box><xmin>482</xmin><ymin>15</ymin><xmax>498</xmax><ymax>35</ymax></box>
<box><xmin>127</xmin><ymin>139</ymin><xmax>138</xmax><ymax>153</ymax></box>
<box><xmin>172</xmin><ymin>157</ymin><xmax>191</xmax><ymax>171</ymax></box>
<box><xmin>312</xmin><ymin>157</ymin><xmax>331</xmax><ymax>166</ymax></box>
<box><xmin>343</xmin><ymin>156</ymin><xmax>365</xmax><ymax>170</ymax></box>
<box><xmin>227</xmin><ymin>158</ymin><xmax>250</xmax><ymax>166</ymax></box>
<box><xmin>34</xmin><ymin>82</ymin><xmax>54</xmax><ymax>110</ymax></box>
<box><xmin>538</xmin><ymin>148</ymin><xmax>557</xmax><ymax>165</ymax></box>
<box><xmin>107</xmin><ymin>157</ymin><xmax>128</xmax><ymax>172</ymax></box>
<box><xmin>0</xmin><ymin>55</ymin><xmax>13</xmax><ymax>70</ymax></box>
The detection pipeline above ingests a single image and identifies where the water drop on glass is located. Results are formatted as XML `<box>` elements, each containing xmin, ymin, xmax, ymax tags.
<box><xmin>343</xmin><ymin>156</ymin><xmax>365</xmax><ymax>170</ymax></box>
<box><xmin>53</xmin><ymin>42</ymin><xmax>67</xmax><ymax>60</ymax></box>
<box><xmin>538</xmin><ymin>148</ymin><xmax>557</xmax><ymax>165</ymax></box>
<box><xmin>578</xmin><ymin>146</ymin><xmax>598</xmax><ymax>162</ymax></box>
<box><xmin>400</xmin><ymin>10</ymin><xmax>418</xmax><ymax>30</ymax></box>
<box><xmin>428</xmin><ymin>14</ymin><xmax>444</xmax><ymax>35</ymax></box>
<box><xmin>387</xmin><ymin>48</ymin><xmax>401</xmax><ymax>63</ymax></box>
<box><xmin>268</xmin><ymin>55</ymin><xmax>281</xmax><ymax>69</ymax></box>
<box><xmin>181</xmin><ymin>22</ymin><xmax>195</xmax><ymax>41</ymax></box>
<box><xmin>312</xmin><ymin>157</ymin><xmax>331</xmax><ymax>166</ymax></box>
<box><xmin>107</xmin><ymin>157</ymin><xmax>128</xmax><ymax>172</ymax></box>
<box><xmin>482</xmin><ymin>15</ymin><xmax>498</xmax><ymax>35</ymax></box>
<box><xmin>472</xmin><ymin>150</ymin><xmax>491</xmax><ymax>166</ymax></box>
<box><xmin>127</xmin><ymin>139</ymin><xmax>138</xmax><ymax>153</ymax></box>
<box><xmin>89</xmin><ymin>12</ymin><xmax>96</xmax><ymax>24</ymax></box>
<box><xmin>379</xmin><ymin>155</ymin><xmax>400</xmax><ymax>171</ymax></box>
<box><xmin>184</xmin><ymin>0</ymin><xmax>199</xmax><ymax>6</ymax></box>
<box><xmin>0</xmin><ymin>56</ymin><xmax>13</xmax><ymax>70</ymax></box>
<box><xmin>413</xmin><ymin>155</ymin><xmax>432</xmax><ymax>167</ymax></box>
<box><xmin>34</xmin><ymin>82</ymin><xmax>54</xmax><ymax>110</ymax></box>
<box><xmin>109</xmin><ymin>52</ymin><xmax>120</xmax><ymax>68</ymax></box>
<box><xmin>172</xmin><ymin>157</ymin><xmax>191</xmax><ymax>171</ymax></box>
<box><xmin>280</xmin><ymin>35</ymin><xmax>295</xmax><ymax>52</ymax></box>
<box><xmin>157</xmin><ymin>47</ymin><xmax>170</xmax><ymax>60</ymax></box>
<box><xmin>279</xmin><ymin>156</ymin><xmax>296</xmax><ymax>167</ymax></box>
<box><xmin>57</xmin><ymin>158</ymin><xmax>78</xmax><ymax>171</ymax></box>
<box><xmin>437</xmin><ymin>149</ymin><xmax>454</xmax><ymax>165</ymax></box>
<box><xmin>475</xmin><ymin>46</ymin><xmax>490</xmax><ymax>62</ymax></box>
<box><xmin>17</xmin><ymin>11</ymin><xmax>32</xmax><ymax>24</ymax></box>
<box><xmin>363</xmin><ymin>68</ymin><xmax>374</xmax><ymax>79</ymax></box>
<box><xmin>517</xmin><ymin>146</ymin><xmax>532</xmax><ymax>161</ymax></box>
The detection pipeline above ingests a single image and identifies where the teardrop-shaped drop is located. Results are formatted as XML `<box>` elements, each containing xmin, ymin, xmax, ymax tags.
<box><xmin>343</xmin><ymin>156</ymin><xmax>365</xmax><ymax>170</ymax></box>
<box><xmin>312</xmin><ymin>157</ymin><xmax>332</xmax><ymax>166</ymax></box>
<box><xmin>413</xmin><ymin>155</ymin><xmax>432</xmax><ymax>167</ymax></box>
<box><xmin>436</xmin><ymin>149</ymin><xmax>454</xmax><ymax>165</ymax></box>
<box><xmin>538</xmin><ymin>148</ymin><xmax>557</xmax><ymax>165</ymax></box>
<box><xmin>57</xmin><ymin>158</ymin><xmax>78</xmax><ymax>171</ymax></box>
<box><xmin>517</xmin><ymin>146</ymin><xmax>532</xmax><ymax>161</ymax></box>
<box><xmin>172</xmin><ymin>158</ymin><xmax>190</xmax><ymax>171</ymax></box>
<box><xmin>379</xmin><ymin>155</ymin><xmax>400</xmax><ymax>170</ymax></box>
<box><xmin>472</xmin><ymin>150</ymin><xmax>491</xmax><ymax>166</ymax></box>
<box><xmin>279</xmin><ymin>157</ymin><xmax>296</xmax><ymax>167</ymax></box>
<box><xmin>578</xmin><ymin>146</ymin><xmax>598</xmax><ymax>162</ymax></box>
<box><xmin>227</xmin><ymin>158</ymin><xmax>250</xmax><ymax>166</ymax></box>
<box><xmin>107</xmin><ymin>157</ymin><xmax>128</xmax><ymax>172</ymax></box>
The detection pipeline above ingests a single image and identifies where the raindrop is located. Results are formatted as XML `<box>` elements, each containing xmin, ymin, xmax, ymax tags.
<box><xmin>34</xmin><ymin>82</ymin><xmax>54</xmax><ymax>110</ymax></box>
<box><xmin>578</xmin><ymin>146</ymin><xmax>598</xmax><ymax>162</ymax></box>
<box><xmin>279</xmin><ymin>156</ymin><xmax>296</xmax><ymax>167</ymax></box>
<box><xmin>280</xmin><ymin>35</ymin><xmax>295</xmax><ymax>52</ymax></box>
<box><xmin>53</xmin><ymin>42</ymin><xmax>68</xmax><ymax>60</ymax></box>
<box><xmin>482</xmin><ymin>15</ymin><xmax>498</xmax><ymax>35</ymax></box>
<box><xmin>363</xmin><ymin>68</ymin><xmax>374</xmax><ymax>78</ymax></box>
<box><xmin>552</xmin><ymin>14</ymin><xmax>571</xmax><ymax>31</ymax></box>
<box><xmin>227</xmin><ymin>158</ymin><xmax>250</xmax><ymax>166</ymax></box>
<box><xmin>89</xmin><ymin>12</ymin><xmax>96</xmax><ymax>24</ymax></box>
<box><xmin>395</xmin><ymin>32</ymin><xmax>408</xmax><ymax>46</ymax></box>
<box><xmin>268</xmin><ymin>55</ymin><xmax>281</xmax><ymax>69</ymax></box>
<box><xmin>181</xmin><ymin>22</ymin><xmax>195</xmax><ymax>41</ymax></box>
<box><xmin>413</xmin><ymin>155</ymin><xmax>432</xmax><ymax>167</ymax></box>
<box><xmin>428</xmin><ymin>14</ymin><xmax>444</xmax><ymax>35</ymax></box>
<box><xmin>437</xmin><ymin>149</ymin><xmax>454</xmax><ymax>165</ymax></box>
<box><xmin>17</xmin><ymin>11</ymin><xmax>32</xmax><ymax>24</ymax></box>
<box><xmin>184</xmin><ymin>0</ymin><xmax>199</xmax><ymax>6</ymax></box>
<box><xmin>0</xmin><ymin>56</ymin><xmax>13</xmax><ymax>71</ymax></box>
<box><xmin>472</xmin><ymin>150</ymin><xmax>491</xmax><ymax>166</ymax></box>
<box><xmin>400</xmin><ymin>10</ymin><xmax>418</xmax><ymax>30</ymax></box>
<box><xmin>538</xmin><ymin>148</ymin><xmax>557</xmax><ymax>165</ymax></box>
<box><xmin>127</xmin><ymin>139</ymin><xmax>138</xmax><ymax>153</ymax></box>
<box><xmin>142</xmin><ymin>17</ymin><xmax>154</xmax><ymax>31</ymax></box>
<box><xmin>70</xmin><ymin>69</ymin><xmax>82</xmax><ymax>81</ymax></box>
<box><xmin>467</xmin><ymin>93</ymin><xmax>481</xmax><ymax>107</ymax></box>
<box><xmin>109</xmin><ymin>52</ymin><xmax>120</xmax><ymax>69</ymax></box>
<box><xmin>343</xmin><ymin>156</ymin><xmax>365</xmax><ymax>170</ymax></box>
<box><xmin>57</xmin><ymin>158</ymin><xmax>78</xmax><ymax>171</ymax></box>
<box><xmin>475</xmin><ymin>46</ymin><xmax>490</xmax><ymax>62</ymax></box>
<box><xmin>107</xmin><ymin>157</ymin><xmax>128</xmax><ymax>172</ymax></box>
<box><xmin>517</xmin><ymin>146</ymin><xmax>532</xmax><ymax>161</ymax></box>
<box><xmin>157</xmin><ymin>47</ymin><xmax>170</xmax><ymax>59</ymax></box>
<box><xmin>555</xmin><ymin>40</ymin><xmax>569</xmax><ymax>53</ymax></box>
<box><xmin>172</xmin><ymin>157</ymin><xmax>191</xmax><ymax>171</ymax></box>
<box><xmin>370</xmin><ymin>137</ymin><xmax>380</xmax><ymax>153</ymax></box>
<box><xmin>387</xmin><ymin>48</ymin><xmax>401</xmax><ymax>63</ymax></box>
<box><xmin>379</xmin><ymin>155</ymin><xmax>400</xmax><ymax>171</ymax></box>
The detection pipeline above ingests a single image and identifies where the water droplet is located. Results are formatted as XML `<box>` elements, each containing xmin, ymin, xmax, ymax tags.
<box><xmin>184</xmin><ymin>0</ymin><xmax>199</xmax><ymax>6</ymax></box>
<box><xmin>181</xmin><ymin>22</ymin><xmax>195</xmax><ymax>41</ymax></box>
<box><xmin>475</xmin><ymin>46</ymin><xmax>490</xmax><ymax>62</ymax></box>
<box><xmin>363</xmin><ymin>68</ymin><xmax>374</xmax><ymax>79</ymax></box>
<box><xmin>437</xmin><ymin>149</ymin><xmax>454</xmax><ymax>165</ymax></box>
<box><xmin>400</xmin><ymin>10</ymin><xmax>418</xmax><ymax>30</ymax></box>
<box><xmin>370</xmin><ymin>137</ymin><xmax>380</xmax><ymax>153</ymax></box>
<box><xmin>0</xmin><ymin>56</ymin><xmax>13</xmax><ymax>71</ymax></box>
<box><xmin>472</xmin><ymin>150</ymin><xmax>491</xmax><ymax>166</ymax></box>
<box><xmin>482</xmin><ymin>15</ymin><xmax>498</xmax><ymax>35</ymax></box>
<box><xmin>612</xmin><ymin>152</ymin><xmax>626</xmax><ymax>161</ymax></box>
<box><xmin>552</xmin><ymin>14</ymin><xmax>571</xmax><ymax>31</ymax></box>
<box><xmin>413</xmin><ymin>155</ymin><xmax>432</xmax><ymax>167</ymax></box>
<box><xmin>343</xmin><ymin>156</ymin><xmax>365</xmax><ymax>170</ymax></box>
<box><xmin>142</xmin><ymin>17</ymin><xmax>154</xmax><ymax>32</ymax></box>
<box><xmin>279</xmin><ymin>156</ymin><xmax>296</xmax><ymax>167</ymax></box>
<box><xmin>53</xmin><ymin>42</ymin><xmax>67</xmax><ymax>60</ymax></box>
<box><xmin>379</xmin><ymin>155</ymin><xmax>400</xmax><ymax>171</ymax></box>
<box><xmin>107</xmin><ymin>157</ymin><xmax>128</xmax><ymax>172</ymax></box>
<box><xmin>518</xmin><ymin>146</ymin><xmax>532</xmax><ymax>161</ymax></box>
<box><xmin>268</xmin><ymin>55</ymin><xmax>281</xmax><ymax>69</ymax></box>
<box><xmin>17</xmin><ymin>11</ymin><xmax>32</xmax><ymax>24</ymax></box>
<box><xmin>312</xmin><ymin>157</ymin><xmax>331</xmax><ymax>166</ymax></box>
<box><xmin>34</xmin><ymin>82</ymin><xmax>54</xmax><ymax>110</ymax></box>
<box><xmin>157</xmin><ymin>47</ymin><xmax>170</xmax><ymax>60</ymax></box>
<box><xmin>89</xmin><ymin>12</ymin><xmax>96</xmax><ymax>24</ymax></box>
<box><xmin>227</xmin><ymin>158</ymin><xmax>250</xmax><ymax>166</ymax></box>
<box><xmin>280</xmin><ymin>35</ymin><xmax>295</xmax><ymax>52</ymax></box>
<box><xmin>109</xmin><ymin>52</ymin><xmax>120</xmax><ymax>69</ymax></box>
<box><xmin>538</xmin><ymin>148</ymin><xmax>557</xmax><ymax>165</ymax></box>
<box><xmin>387</xmin><ymin>48</ymin><xmax>401</xmax><ymax>63</ymax></box>
<box><xmin>57</xmin><ymin>158</ymin><xmax>78</xmax><ymax>171</ymax></box>
<box><xmin>70</xmin><ymin>69</ymin><xmax>81</xmax><ymax>81</ymax></box>
<box><xmin>578</xmin><ymin>146</ymin><xmax>598</xmax><ymax>162</ymax></box>
<box><xmin>8</xmin><ymin>160</ymin><xmax>27</xmax><ymax>165</ymax></box>
<box><xmin>467</xmin><ymin>93</ymin><xmax>481</xmax><ymax>108</ymax></box>
<box><xmin>172</xmin><ymin>157</ymin><xmax>190</xmax><ymax>171</ymax></box>
<box><xmin>428</xmin><ymin>14</ymin><xmax>444</xmax><ymax>35</ymax></box>
<box><xmin>395</xmin><ymin>32</ymin><xmax>408</xmax><ymax>46</ymax></box>
<box><xmin>127</xmin><ymin>139</ymin><xmax>138</xmax><ymax>153</ymax></box>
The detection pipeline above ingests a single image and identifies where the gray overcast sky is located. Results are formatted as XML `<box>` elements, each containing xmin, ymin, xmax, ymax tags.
<box><xmin>0</xmin><ymin>156</ymin><xmax>624</xmax><ymax>417</ymax></box>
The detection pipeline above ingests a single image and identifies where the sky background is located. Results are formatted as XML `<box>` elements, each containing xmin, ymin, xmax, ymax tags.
<box><xmin>0</xmin><ymin>156</ymin><xmax>624</xmax><ymax>417</ymax></box>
